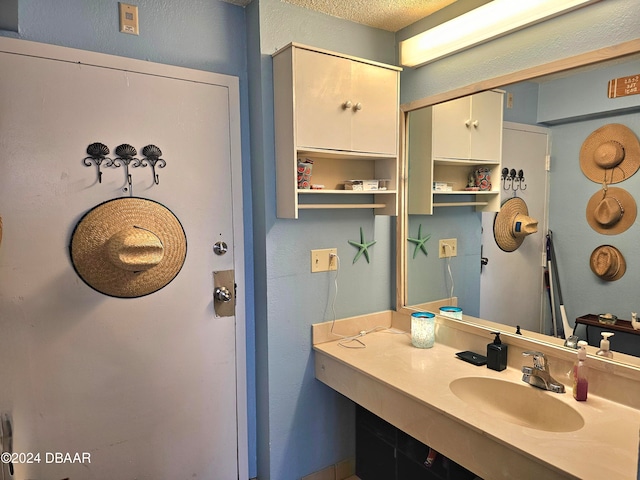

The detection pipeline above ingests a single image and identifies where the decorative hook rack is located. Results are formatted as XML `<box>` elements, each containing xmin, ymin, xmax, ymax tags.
<box><xmin>501</xmin><ymin>167</ymin><xmax>527</xmax><ymax>192</ymax></box>
<box><xmin>83</xmin><ymin>142</ymin><xmax>167</xmax><ymax>194</ymax></box>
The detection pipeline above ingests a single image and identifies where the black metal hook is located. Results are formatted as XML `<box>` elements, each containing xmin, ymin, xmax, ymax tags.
<box><xmin>109</xmin><ymin>144</ymin><xmax>142</xmax><ymax>196</ymax></box>
<box><xmin>83</xmin><ymin>142</ymin><xmax>111</xmax><ymax>183</ymax></box>
<box><xmin>501</xmin><ymin>167</ymin><xmax>512</xmax><ymax>190</ymax></box>
<box><xmin>141</xmin><ymin>144</ymin><xmax>166</xmax><ymax>185</ymax></box>
<box><xmin>517</xmin><ymin>169</ymin><xmax>527</xmax><ymax>191</ymax></box>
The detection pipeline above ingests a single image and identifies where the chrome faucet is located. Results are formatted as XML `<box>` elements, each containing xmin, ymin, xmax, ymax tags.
<box><xmin>521</xmin><ymin>351</ymin><xmax>565</xmax><ymax>393</ymax></box>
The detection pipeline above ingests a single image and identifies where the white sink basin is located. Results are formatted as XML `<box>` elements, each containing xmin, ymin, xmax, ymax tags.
<box><xmin>450</xmin><ymin>376</ymin><xmax>584</xmax><ymax>432</ymax></box>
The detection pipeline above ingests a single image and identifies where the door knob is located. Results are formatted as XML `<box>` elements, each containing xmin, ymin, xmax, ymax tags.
<box><xmin>214</xmin><ymin>286</ymin><xmax>232</xmax><ymax>303</ymax></box>
<box><xmin>353</xmin><ymin>102</ymin><xmax>362</xmax><ymax>111</ymax></box>
<box><xmin>342</xmin><ymin>100</ymin><xmax>353</xmax><ymax>109</ymax></box>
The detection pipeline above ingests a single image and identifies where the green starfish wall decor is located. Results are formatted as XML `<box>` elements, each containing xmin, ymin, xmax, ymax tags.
<box><xmin>407</xmin><ymin>224</ymin><xmax>431</xmax><ymax>259</ymax></box>
<box><xmin>348</xmin><ymin>226</ymin><xmax>376</xmax><ymax>264</ymax></box>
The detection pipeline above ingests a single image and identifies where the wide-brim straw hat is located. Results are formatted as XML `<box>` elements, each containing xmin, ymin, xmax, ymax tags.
<box><xmin>70</xmin><ymin>197</ymin><xmax>187</xmax><ymax>298</ymax></box>
<box><xmin>590</xmin><ymin>245</ymin><xmax>626</xmax><ymax>281</ymax></box>
<box><xmin>493</xmin><ymin>197</ymin><xmax>538</xmax><ymax>252</ymax></box>
<box><xmin>580</xmin><ymin>124</ymin><xmax>640</xmax><ymax>184</ymax></box>
<box><xmin>586</xmin><ymin>186</ymin><xmax>636</xmax><ymax>235</ymax></box>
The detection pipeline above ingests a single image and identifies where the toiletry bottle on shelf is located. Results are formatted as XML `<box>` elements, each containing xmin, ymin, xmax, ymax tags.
<box><xmin>573</xmin><ymin>340</ymin><xmax>588</xmax><ymax>401</ymax></box>
<box><xmin>487</xmin><ymin>332</ymin><xmax>507</xmax><ymax>371</ymax></box>
<box><xmin>596</xmin><ymin>332</ymin><xmax>614</xmax><ymax>358</ymax></box>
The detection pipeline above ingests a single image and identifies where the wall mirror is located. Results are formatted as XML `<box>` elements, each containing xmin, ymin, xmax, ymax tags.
<box><xmin>397</xmin><ymin>40</ymin><xmax>640</xmax><ymax>366</ymax></box>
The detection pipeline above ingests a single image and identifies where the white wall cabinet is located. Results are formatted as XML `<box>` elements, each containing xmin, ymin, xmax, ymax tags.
<box><xmin>408</xmin><ymin>90</ymin><xmax>504</xmax><ymax>215</ymax></box>
<box><xmin>273</xmin><ymin>43</ymin><xmax>401</xmax><ymax>219</ymax></box>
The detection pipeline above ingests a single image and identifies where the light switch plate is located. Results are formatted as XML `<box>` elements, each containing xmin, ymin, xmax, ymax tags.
<box><xmin>119</xmin><ymin>3</ymin><xmax>139</xmax><ymax>35</ymax></box>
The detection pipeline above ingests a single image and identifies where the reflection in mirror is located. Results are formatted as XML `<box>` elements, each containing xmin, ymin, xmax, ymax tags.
<box><xmin>400</xmin><ymin>45</ymin><xmax>640</xmax><ymax>364</ymax></box>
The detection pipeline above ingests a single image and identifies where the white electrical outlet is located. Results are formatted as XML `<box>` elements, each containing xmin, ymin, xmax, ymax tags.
<box><xmin>439</xmin><ymin>239</ymin><xmax>457</xmax><ymax>258</ymax></box>
<box><xmin>311</xmin><ymin>248</ymin><xmax>338</xmax><ymax>272</ymax></box>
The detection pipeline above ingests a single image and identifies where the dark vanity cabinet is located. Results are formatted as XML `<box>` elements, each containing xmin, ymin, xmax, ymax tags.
<box><xmin>356</xmin><ymin>405</ymin><xmax>480</xmax><ymax>480</ymax></box>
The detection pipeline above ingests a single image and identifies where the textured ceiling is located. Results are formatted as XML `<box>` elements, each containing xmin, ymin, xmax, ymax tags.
<box><xmin>221</xmin><ymin>0</ymin><xmax>459</xmax><ymax>32</ymax></box>
<box><xmin>280</xmin><ymin>0</ymin><xmax>458</xmax><ymax>32</ymax></box>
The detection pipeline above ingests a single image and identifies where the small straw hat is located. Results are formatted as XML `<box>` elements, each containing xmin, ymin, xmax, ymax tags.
<box><xmin>590</xmin><ymin>245</ymin><xmax>626</xmax><ymax>281</ymax></box>
<box><xmin>70</xmin><ymin>197</ymin><xmax>187</xmax><ymax>298</ymax></box>
<box><xmin>586</xmin><ymin>186</ymin><xmax>636</xmax><ymax>235</ymax></box>
<box><xmin>580</xmin><ymin>124</ymin><xmax>640</xmax><ymax>184</ymax></box>
<box><xmin>493</xmin><ymin>197</ymin><xmax>538</xmax><ymax>252</ymax></box>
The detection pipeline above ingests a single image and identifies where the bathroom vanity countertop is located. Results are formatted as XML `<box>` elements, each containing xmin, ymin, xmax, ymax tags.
<box><xmin>314</xmin><ymin>329</ymin><xmax>640</xmax><ymax>480</ymax></box>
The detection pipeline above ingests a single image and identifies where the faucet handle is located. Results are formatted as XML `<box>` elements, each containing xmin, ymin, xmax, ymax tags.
<box><xmin>522</xmin><ymin>351</ymin><xmax>547</xmax><ymax>370</ymax></box>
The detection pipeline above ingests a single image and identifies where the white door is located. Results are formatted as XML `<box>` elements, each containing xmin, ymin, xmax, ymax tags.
<box><xmin>0</xmin><ymin>39</ymin><xmax>246</xmax><ymax>479</ymax></box>
<box><xmin>480</xmin><ymin>123</ymin><xmax>550</xmax><ymax>333</ymax></box>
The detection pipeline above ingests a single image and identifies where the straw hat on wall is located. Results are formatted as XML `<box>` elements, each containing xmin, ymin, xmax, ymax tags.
<box><xmin>70</xmin><ymin>197</ymin><xmax>187</xmax><ymax>298</ymax></box>
<box><xmin>580</xmin><ymin>123</ymin><xmax>640</xmax><ymax>184</ymax></box>
<box><xmin>590</xmin><ymin>245</ymin><xmax>626</xmax><ymax>281</ymax></box>
<box><xmin>586</xmin><ymin>186</ymin><xmax>636</xmax><ymax>235</ymax></box>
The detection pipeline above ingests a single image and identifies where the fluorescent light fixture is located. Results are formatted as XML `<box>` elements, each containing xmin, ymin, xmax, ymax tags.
<box><xmin>399</xmin><ymin>0</ymin><xmax>601</xmax><ymax>68</ymax></box>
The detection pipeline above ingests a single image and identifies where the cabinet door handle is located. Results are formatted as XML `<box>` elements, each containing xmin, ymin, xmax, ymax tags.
<box><xmin>472</xmin><ymin>120</ymin><xmax>479</xmax><ymax>128</ymax></box>
<box><xmin>465</xmin><ymin>119</ymin><xmax>472</xmax><ymax>128</ymax></box>
<box><xmin>342</xmin><ymin>100</ymin><xmax>353</xmax><ymax>109</ymax></box>
<box><xmin>353</xmin><ymin>102</ymin><xmax>362</xmax><ymax>111</ymax></box>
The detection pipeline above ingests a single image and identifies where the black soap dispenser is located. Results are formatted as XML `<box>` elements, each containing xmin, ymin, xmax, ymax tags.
<box><xmin>487</xmin><ymin>332</ymin><xmax>507</xmax><ymax>371</ymax></box>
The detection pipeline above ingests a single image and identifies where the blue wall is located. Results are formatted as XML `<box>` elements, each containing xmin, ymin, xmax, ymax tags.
<box><xmin>538</xmin><ymin>58</ymin><xmax>640</xmax><ymax>353</ymax></box>
<box><xmin>248</xmin><ymin>1</ymin><xmax>396</xmax><ymax>478</ymax></box>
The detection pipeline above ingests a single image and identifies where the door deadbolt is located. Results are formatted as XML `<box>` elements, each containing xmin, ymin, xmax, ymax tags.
<box><xmin>213</xmin><ymin>241</ymin><xmax>228</xmax><ymax>255</ymax></box>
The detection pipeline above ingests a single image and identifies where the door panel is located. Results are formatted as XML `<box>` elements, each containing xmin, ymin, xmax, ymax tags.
<box><xmin>0</xmin><ymin>43</ymin><xmax>241</xmax><ymax>479</ymax></box>
<box><xmin>480</xmin><ymin>123</ymin><xmax>549</xmax><ymax>332</ymax></box>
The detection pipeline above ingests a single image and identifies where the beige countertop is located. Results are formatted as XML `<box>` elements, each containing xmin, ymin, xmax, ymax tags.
<box><xmin>314</xmin><ymin>326</ymin><xmax>640</xmax><ymax>480</ymax></box>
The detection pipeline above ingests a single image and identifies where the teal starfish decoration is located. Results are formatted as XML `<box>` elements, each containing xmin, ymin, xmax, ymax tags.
<box><xmin>348</xmin><ymin>227</ymin><xmax>376</xmax><ymax>264</ymax></box>
<box><xmin>407</xmin><ymin>224</ymin><xmax>431</xmax><ymax>259</ymax></box>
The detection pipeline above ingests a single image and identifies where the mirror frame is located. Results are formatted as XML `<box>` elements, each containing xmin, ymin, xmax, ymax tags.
<box><xmin>396</xmin><ymin>38</ymin><xmax>640</xmax><ymax>320</ymax></box>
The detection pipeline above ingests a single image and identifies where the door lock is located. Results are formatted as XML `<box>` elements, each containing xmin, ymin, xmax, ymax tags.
<box><xmin>213</xmin><ymin>270</ymin><xmax>235</xmax><ymax>317</ymax></box>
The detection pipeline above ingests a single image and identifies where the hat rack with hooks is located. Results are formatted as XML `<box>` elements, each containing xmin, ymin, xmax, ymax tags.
<box><xmin>501</xmin><ymin>167</ymin><xmax>527</xmax><ymax>192</ymax></box>
<box><xmin>83</xmin><ymin>142</ymin><xmax>166</xmax><ymax>195</ymax></box>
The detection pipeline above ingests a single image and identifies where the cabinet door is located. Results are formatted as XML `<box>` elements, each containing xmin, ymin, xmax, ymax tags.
<box><xmin>350</xmin><ymin>60</ymin><xmax>398</xmax><ymax>155</ymax></box>
<box><xmin>469</xmin><ymin>90</ymin><xmax>503</xmax><ymax>161</ymax></box>
<box><xmin>431</xmin><ymin>96</ymin><xmax>472</xmax><ymax>160</ymax></box>
<box><xmin>294</xmin><ymin>48</ymin><xmax>352</xmax><ymax>151</ymax></box>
